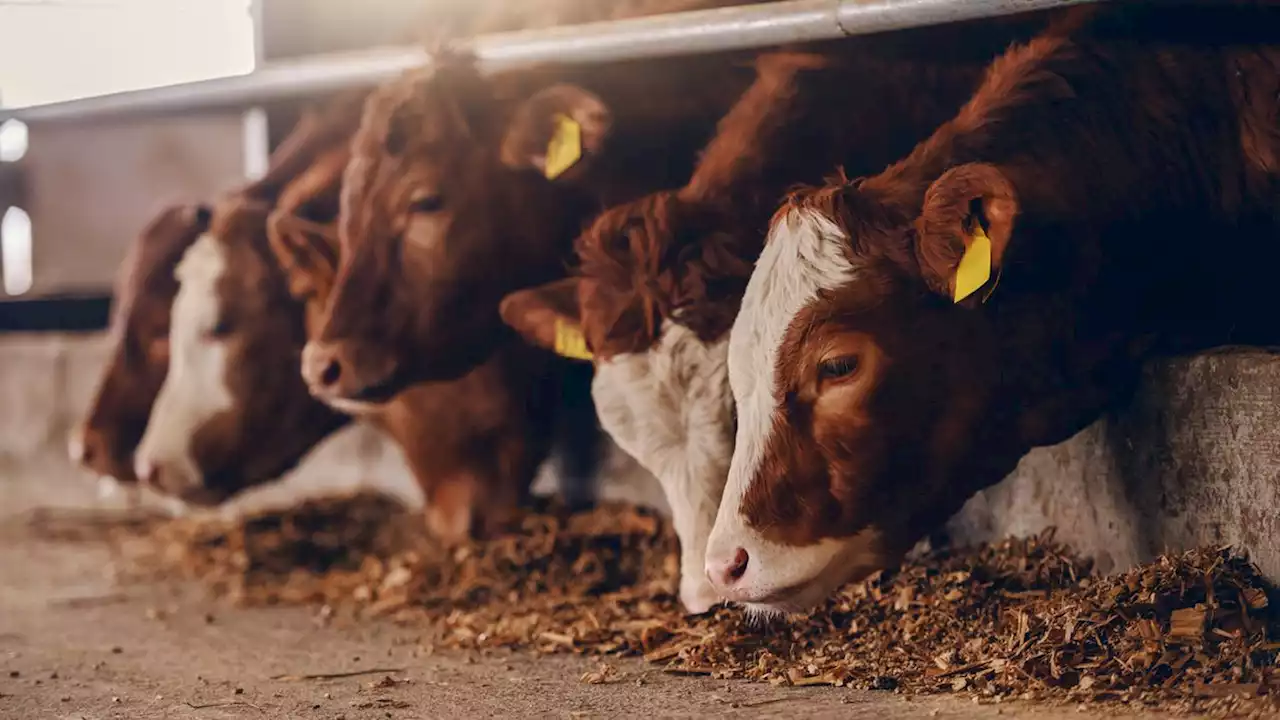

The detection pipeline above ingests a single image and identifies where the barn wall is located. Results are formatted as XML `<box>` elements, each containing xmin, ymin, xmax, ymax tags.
<box><xmin>17</xmin><ymin>114</ymin><xmax>249</xmax><ymax>298</ymax></box>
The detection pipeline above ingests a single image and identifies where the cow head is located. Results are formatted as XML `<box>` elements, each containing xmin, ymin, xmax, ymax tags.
<box><xmin>304</xmin><ymin>53</ymin><xmax>614</xmax><ymax>407</ymax></box>
<box><xmin>272</xmin><ymin>146</ymin><xmax>554</xmax><ymax>545</ymax></box>
<box><xmin>72</xmin><ymin>203</ymin><xmax>212</xmax><ymax>488</ymax></box>
<box><xmin>133</xmin><ymin>197</ymin><xmax>348</xmax><ymax>505</ymax></box>
<box><xmin>498</xmin><ymin>191</ymin><xmax>754</xmax><ymax>613</ymax></box>
<box><xmin>703</xmin><ymin>165</ymin><xmax>1042</xmax><ymax>614</ymax></box>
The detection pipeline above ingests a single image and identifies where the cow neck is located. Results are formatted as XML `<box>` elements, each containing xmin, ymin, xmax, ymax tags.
<box><xmin>687</xmin><ymin>49</ymin><xmax>994</xmax><ymax>212</ymax></box>
<box><xmin>682</xmin><ymin>13</ymin><xmax>1052</xmax><ymax>240</ymax></box>
<box><xmin>864</xmin><ymin>31</ymin><xmax>1278</xmax><ymax>453</ymax></box>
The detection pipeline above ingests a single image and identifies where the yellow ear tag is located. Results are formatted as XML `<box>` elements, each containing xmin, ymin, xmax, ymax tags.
<box><xmin>952</xmin><ymin>224</ymin><xmax>993</xmax><ymax>303</ymax></box>
<box><xmin>543</xmin><ymin>114</ymin><xmax>582</xmax><ymax>181</ymax></box>
<box><xmin>553</xmin><ymin>318</ymin><xmax>593</xmax><ymax>361</ymax></box>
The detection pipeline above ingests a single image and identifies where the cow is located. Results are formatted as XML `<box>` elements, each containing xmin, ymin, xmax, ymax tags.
<box><xmin>127</xmin><ymin>89</ymin><xmax>586</xmax><ymax>536</ymax></box>
<box><xmin>301</xmin><ymin>2</ymin><xmax>773</xmax><ymax>400</ymax></box>
<box><xmin>497</xmin><ymin>16</ymin><xmax>1055</xmax><ymax>612</ymax></box>
<box><xmin>67</xmin><ymin>93</ymin><xmax>366</xmax><ymax>494</ymax></box>
<box><xmin>267</xmin><ymin>141</ymin><xmax>572</xmax><ymax>540</ymax></box>
<box><xmin>700</xmin><ymin>3</ymin><xmax>1280</xmax><ymax>615</ymax></box>
<box><xmin>70</xmin><ymin>203</ymin><xmax>212</xmax><ymax>491</ymax></box>
<box><xmin>131</xmin><ymin>193</ymin><xmax>352</xmax><ymax>506</ymax></box>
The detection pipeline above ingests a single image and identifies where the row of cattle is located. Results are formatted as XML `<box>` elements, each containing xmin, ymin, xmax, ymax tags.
<box><xmin>70</xmin><ymin>0</ymin><xmax>1280</xmax><ymax>617</ymax></box>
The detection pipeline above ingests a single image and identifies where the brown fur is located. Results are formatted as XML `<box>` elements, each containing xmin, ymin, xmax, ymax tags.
<box><xmin>267</xmin><ymin>133</ymin><xmax>558</xmax><ymax>541</ymax></box>
<box><xmin>312</xmin><ymin>1</ymin><xmax>771</xmax><ymax>394</ymax></box>
<box><xmin>567</xmin><ymin>14</ymin><xmax>1054</xmax><ymax>361</ymax></box>
<box><xmin>739</xmin><ymin>4</ymin><xmax>1280</xmax><ymax>570</ymax></box>
<box><xmin>78</xmin><ymin>204</ymin><xmax>211</xmax><ymax>481</ymax></box>
<box><xmin>75</xmin><ymin>89</ymin><xmax>370</xmax><ymax>486</ymax></box>
<box><xmin>182</xmin><ymin>196</ymin><xmax>350</xmax><ymax>502</ymax></box>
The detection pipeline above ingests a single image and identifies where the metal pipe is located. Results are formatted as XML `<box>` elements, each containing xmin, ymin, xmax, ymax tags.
<box><xmin>0</xmin><ymin>0</ymin><xmax>1098</xmax><ymax>124</ymax></box>
<box><xmin>835</xmin><ymin>0</ymin><xmax>1093</xmax><ymax>35</ymax></box>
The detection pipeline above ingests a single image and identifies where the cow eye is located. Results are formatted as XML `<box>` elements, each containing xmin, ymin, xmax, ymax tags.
<box><xmin>205</xmin><ymin>318</ymin><xmax>232</xmax><ymax>340</ymax></box>
<box><xmin>817</xmin><ymin>356</ymin><xmax>859</xmax><ymax>382</ymax></box>
<box><xmin>409</xmin><ymin>193</ymin><xmax>444</xmax><ymax>214</ymax></box>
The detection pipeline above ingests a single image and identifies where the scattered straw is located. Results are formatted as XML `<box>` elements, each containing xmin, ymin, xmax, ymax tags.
<box><xmin>96</xmin><ymin>492</ymin><xmax>1280</xmax><ymax>717</ymax></box>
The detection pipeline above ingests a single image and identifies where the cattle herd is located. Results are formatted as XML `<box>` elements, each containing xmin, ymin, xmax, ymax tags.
<box><xmin>67</xmin><ymin>0</ymin><xmax>1280</xmax><ymax>620</ymax></box>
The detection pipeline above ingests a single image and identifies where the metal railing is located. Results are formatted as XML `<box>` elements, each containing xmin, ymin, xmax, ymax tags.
<box><xmin>0</xmin><ymin>0</ymin><xmax>1099</xmax><ymax>124</ymax></box>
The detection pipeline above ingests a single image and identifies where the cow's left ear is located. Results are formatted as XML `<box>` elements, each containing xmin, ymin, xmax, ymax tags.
<box><xmin>913</xmin><ymin>163</ymin><xmax>1018</xmax><ymax>306</ymax></box>
<box><xmin>266</xmin><ymin>209</ymin><xmax>339</xmax><ymax>301</ymax></box>
<box><xmin>500</xmin><ymin>84</ymin><xmax>612</xmax><ymax>183</ymax></box>
<box><xmin>499</xmin><ymin>278</ymin><xmax>593</xmax><ymax>362</ymax></box>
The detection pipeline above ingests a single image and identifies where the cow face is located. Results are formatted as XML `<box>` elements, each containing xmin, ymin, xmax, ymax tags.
<box><xmin>498</xmin><ymin>194</ymin><xmax>753</xmax><ymax>614</ymax></box>
<box><xmin>304</xmin><ymin>56</ymin><xmax>614</xmax><ymax>407</ymax></box>
<box><xmin>73</xmin><ymin>204</ymin><xmax>212</xmax><ymax>489</ymax></box>
<box><xmin>133</xmin><ymin>199</ymin><xmax>348</xmax><ymax>505</ymax></box>
<box><xmin>272</xmin><ymin>158</ymin><xmax>555</xmax><ymax>545</ymax></box>
<box><xmin>706</xmin><ymin>165</ymin><xmax>1025</xmax><ymax>615</ymax></box>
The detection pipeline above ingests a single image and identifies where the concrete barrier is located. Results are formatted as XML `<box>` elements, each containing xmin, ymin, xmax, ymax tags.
<box><xmin>949</xmin><ymin>348</ymin><xmax>1280</xmax><ymax>579</ymax></box>
<box><xmin>3</xmin><ymin>334</ymin><xmax>1276</xmax><ymax>581</ymax></box>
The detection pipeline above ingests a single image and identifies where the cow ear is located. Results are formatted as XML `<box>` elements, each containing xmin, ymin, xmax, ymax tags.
<box><xmin>499</xmin><ymin>278</ymin><xmax>593</xmax><ymax>361</ymax></box>
<box><xmin>500</xmin><ymin>84</ymin><xmax>612</xmax><ymax>183</ymax></box>
<box><xmin>913</xmin><ymin>163</ymin><xmax>1017</xmax><ymax>306</ymax></box>
<box><xmin>266</xmin><ymin>209</ymin><xmax>339</xmax><ymax>300</ymax></box>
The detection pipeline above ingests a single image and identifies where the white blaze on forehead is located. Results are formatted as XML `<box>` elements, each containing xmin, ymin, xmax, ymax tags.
<box><xmin>591</xmin><ymin>324</ymin><xmax>733</xmax><ymax>614</ymax></box>
<box><xmin>706</xmin><ymin>207</ymin><xmax>859</xmax><ymax>607</ymax></box>
<box><xmin>134</xmin><ymin>234</ymin><xmax>235</xmax><ymax>495</ymax></box>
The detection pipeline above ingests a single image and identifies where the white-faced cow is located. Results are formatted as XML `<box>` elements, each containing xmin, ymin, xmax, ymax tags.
<box><xmin>70</xmin><ymin>92</ymin><xmax>369</xmax><ymax>496</ymax></box>
<box><xmin>132</xmin><ymin>194</ymin><xmax>352</xmax><ymax>505</ymax></box>
<box><xmin>498</xmin><ymin>15</ymin><xmax>1055</xmax><ymax>612</ymax></box>
<box><xmin>706</xmin><ymin>4</ymin><xmax>1280</xmax><ymax>615</ymax></box>
<box><xmin>71</xmin><ymin>204</ymin><xmax>212</xmax><ymax>491</ymax></box>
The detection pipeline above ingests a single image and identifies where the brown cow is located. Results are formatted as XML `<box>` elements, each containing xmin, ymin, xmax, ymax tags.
<box><xmin>302</xmin><ymin>2</ymin><xmax>773</xmax><ymax>399</ymax></box>
<box><xmin>498</xmin><ymin>17</ymin><xmax>1053</xmax><ymax>611</ymax></box>
<box><xmin>131</xmin><ymin>193</ymin><xmax>351</xmax><ymax>505</ymax></box>
<box><xmin>121</xmin><ymin>92</ymin><xmax>383</xmax><ymax>503</ymax></box>
<box><xmin>268</xmin><ymin>145</ymin><xmax>567</xmax><ymax>540</ymax></box>
<box><xmin>704</xmin><ymin>4</ymin><xmax>1280</xmax><ymax>614</ymax></box>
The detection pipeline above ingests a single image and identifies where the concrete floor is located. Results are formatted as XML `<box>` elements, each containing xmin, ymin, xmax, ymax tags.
<box><xmin>0</xmin><ymin>459</ymin><xmax>1199</xmax><ymax>720</ymax></box>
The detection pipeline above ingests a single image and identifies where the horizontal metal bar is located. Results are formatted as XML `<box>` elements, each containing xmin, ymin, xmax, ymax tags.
<box><xmin>836</xmin><ymin>0</ymin><xmax>1093</xmax><ymax>35</ymax></box>
<box><xmin>0</xmin><ymin>0</ymin><xmax>1099</xmax><ymax>124</ymax></box>
<box><xmin>0</xmin><ymin>45</ymin><xmax>432</xmax><ymax>124</ymax></box>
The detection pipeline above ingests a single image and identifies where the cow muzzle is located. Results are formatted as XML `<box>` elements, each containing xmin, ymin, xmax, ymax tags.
<box><xmin>301</xmin><ymin>339</ymin><xmax>401</xmax><ymax>407</ymax></box>
<box><xmin>704</xmin><ymin>522</ymin><xmax>885</xmax><ymax>615</ymax></box>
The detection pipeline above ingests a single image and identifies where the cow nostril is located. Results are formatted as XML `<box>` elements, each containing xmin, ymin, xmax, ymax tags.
<box><xmin>319</xmin><ymin>359</ymin><xmax>342</xmax><ymax>388</ymax></box>
<box><xmin>727</xmin><ymin>547</ymin><xmax>749</xmax><ymax>581</ymax></box>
